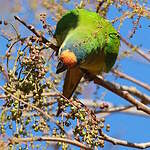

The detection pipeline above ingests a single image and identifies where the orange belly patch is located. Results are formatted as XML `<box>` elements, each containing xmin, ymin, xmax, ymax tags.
<box><xmin>59</xmin><ymin>50</ymin><xmax>77</xmax><ymax>68</ymax></box>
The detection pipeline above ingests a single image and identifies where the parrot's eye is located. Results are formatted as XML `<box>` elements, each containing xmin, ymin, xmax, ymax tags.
<box><xmin>109</xmin><ymin>33</ymin><xmax>120</xmax><ymax>39</ymax></box>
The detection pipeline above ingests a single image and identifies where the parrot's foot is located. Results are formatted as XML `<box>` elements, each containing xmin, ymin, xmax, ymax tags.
<box><xmin>84</xmin><ymin>72</ymin><xmax>95</xmax><ymax>81</ymax></box>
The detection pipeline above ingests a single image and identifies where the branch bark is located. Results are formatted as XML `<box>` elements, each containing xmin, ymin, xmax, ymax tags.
<box><xmin>112</xmin><ymin>69</ymin><xmax>150</xmax><ymax>91</ymax></box>
<box><xmin>92</xmin><ymin>75</ymin><xmax>150</xmax><ymax>115</ymax></box>
<box><xmin>121</xmin><ymin>36</ymin><xmax>150</xmax><ymax>62</ymax></box>
<box><xmin>14</xmin><ymin>16</ymin><xmax>59</xmax><ymax>52</ymax></box>
<box><xmin>9</xmin><ymin>136</ymin><xmax>91</xmax><ymax>150</ymax></box>
<box><xmin>100</xmin><ymin>132</ymin><xmax>150</xmax><ymax>149</ymax></box>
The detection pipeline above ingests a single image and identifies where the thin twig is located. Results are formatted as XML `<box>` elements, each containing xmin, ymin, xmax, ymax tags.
<box><xmin>6</xmin><ymin>39</ymin><xmax>20</xmax><ymax>72</ymax></box>
<box><xmin>92</xmin><ymin>75</ymin><xmax>150</xmax><ymax>115</ymax></box>
<box><xmin>0</xmin><ymin>92</ymin><xmax>59</xmax><ymax>99</ymax></box>
<box><xmin>96</xmin><ymin>105</ymin><xmax>150</xmax><ymax>117</ymax></box>
<box><xmin>100</xmin><ymin>132</ymin><xmax>150</xmax><ymax>149</ymax></box>
<box><xmin>120</xmin><ymin>85</ymin><xmax>150</xmax><ymax>104</ymax></box>
<box><xmin>14</xmin><ymin>16</ymin><xmax>59</xmax><ymax>51</ymax></box>
<box><xmin>0</xmin><ymin>65</ymin><xmax>9</xmax><ymax>81</ymax></box>
<box><xmin>0</xmin><ymin>86</ymin><xmax>66</xmax><ymax>133</ymax></box>
<box><xmin>9</xmin><ymin>136</ymin><xmax>91</xmax><ymax>150</ymax></box>
<box><xmin>112</xmin><ymin>69</ymin><xmax>150</xmax><ymax>91</ymax></box>
<box><xmin>0</xmin><ymin>86</ymin><xmax>53</xmax><ymax>120</ymax></box>
<box><xmin>116</xmin><ymin>0</ymin><xmax>150</xmax><ymax>18</ymax></box>
<box><xmin>96</xmin><ymin>0</ymin><xmax>105</xmax><ymax>13</ymax></box>
<box><xmin>121</xmin><ymin>36</ymin><xmax>150</xmax><ymax>62</ymax></box>
<box><xmin>95</xmin><ymin>105</ymin><xmax>133</xmax><ymax>114</ymax></box>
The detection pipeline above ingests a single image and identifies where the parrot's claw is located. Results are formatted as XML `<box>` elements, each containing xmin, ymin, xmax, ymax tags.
<box><xmin>84</xmin><ymin>72</ymin><xmax>95</xmax><ymax>81</ymax></box>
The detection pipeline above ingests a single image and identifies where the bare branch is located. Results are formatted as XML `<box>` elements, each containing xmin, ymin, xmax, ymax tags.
<box><xmin>100</xmin><ymin>132</ymin><xmax>150</xmax><ymax>149</ymax></box>
<box><xmin>14</xmin><ymin>16</ymin><xmax>59</xmax><ymax>52</ymax></box>
<box><xmin>92</xmin><ymin>75</ymin><xmax>150</xmax><ymax>115</ymax></box>
<box><xmin>121</xmin><ymin>36</ymin><xmax>150</xmax><ymax>62</ymax></box>
<box><xmin>112</xmin><ymin>69</ymin><xmax>150</xmax><ymax>91</ymax></box>
<box><xmin>120</xmin><ymin>85</ymin><xmax>150</xmax><ymax>104</ymax></box>
<box><xmin>96</xmin><ymin>0</ymin><xmax>105</xmax><ymax>13</ymax></box>
<box><xmin>9</xmin><ymin>136</ymin><xmax>91</xmax><ymax>150</ymax></box>
<box><xmin>96</xmin><ymin>105</ymin><xmax>133</xmax><ymax>114</ymax></box>
<box><xmin>96</xmin><ymin>105</ymin><xmax>150</xmax><ymax>117</ymax></box>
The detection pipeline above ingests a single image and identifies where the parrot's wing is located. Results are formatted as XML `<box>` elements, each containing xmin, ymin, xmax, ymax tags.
<box><xmin>63</xmin><ymin>66</ymin><xmax>84</xmax><ymax>99</ymax></box>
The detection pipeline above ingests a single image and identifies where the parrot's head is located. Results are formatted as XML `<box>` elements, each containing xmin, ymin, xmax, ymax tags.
<box><xmin>56</xmin><ymin>31</ymin><xmax>86</xmax><ymax>74</ymax></box>
<box><xmin>56</xmin><ymin>48</ymin><xmax>78</xmax><ymax>74</ymax></box>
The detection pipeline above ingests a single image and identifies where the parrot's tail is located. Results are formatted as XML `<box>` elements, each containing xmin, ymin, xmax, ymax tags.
<box><xmin>56</xmin><ymin>66</ymin><xmax>84</xmax><ymax>116</ymax></box>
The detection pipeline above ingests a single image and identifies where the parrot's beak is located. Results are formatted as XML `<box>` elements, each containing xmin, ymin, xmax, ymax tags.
<box><xmin>56</xmin><ymin>61</ymin><xmax>67</xmax><ymax>74</ymax></box>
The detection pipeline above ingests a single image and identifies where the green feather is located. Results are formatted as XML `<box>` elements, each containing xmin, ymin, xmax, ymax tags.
<box><xmin>55</xmin><ymin>9</ymin><xmax>120</xmax><ymax>100</ymax></box>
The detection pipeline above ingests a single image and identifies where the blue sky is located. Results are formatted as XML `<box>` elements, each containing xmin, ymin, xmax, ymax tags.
<box><xmin>0</xmin><ymin>1</ymin><xmax>150</xmax><ymax>150</ymax></box>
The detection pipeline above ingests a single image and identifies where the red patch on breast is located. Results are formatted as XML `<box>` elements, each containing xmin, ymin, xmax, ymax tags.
<box><xmin>60</xmin><ymin>50</ymin><xmax>77</xmax><ymax>67</ymax></box>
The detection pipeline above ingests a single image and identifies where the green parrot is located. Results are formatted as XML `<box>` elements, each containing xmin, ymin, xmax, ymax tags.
<box><xmin>54</xmin><ymin>9</ymin><xmax>120</xmax><ymax>113</ymax></box>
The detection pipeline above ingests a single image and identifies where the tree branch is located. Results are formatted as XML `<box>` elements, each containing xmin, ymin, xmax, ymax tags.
<box><xmin>9</xmin><ymin>136</ymin><xmax>91</xmax><ymax>150</ymax></box>
<box><xmin>0</xmin><ymin>86</ymin><xmax>54</xmax><ymax>121</ymax></box>
<box><xmin>96</xmin><ymin>105</ymin><xmax>133</xmax><ymax>114</ymax></box>
<box><xmin>96</xmin><ymin>0</ymin><xmax>105</xmax><ymax>13</ymax></box>
<box><xmin>121</xmin><ymin>36</ymin><xmax>150</xmax><ymax>62</ymax></box>
<box><xmin>92</xmin><ymin>75</ymin><xmax>150</xmax><ymax>115</ymax></box>
<box><xmin>119</xmin><ymin>85</ymin><xmax>150</xmax><ymax>104</ymax></box>
<box><xmin>100</xmin><ymin>132</ymin><xmax>150</xmax><ymax>149</ymax></box>
<box><xmin>96</xmin><ymin>105</ymin><xmax>150</xmax><ymax>117</ymax></box>
<box><xmin>112</xmin><ymin>69</ymin><xmax>150</xmax><ymax>91</ymax></box>
<box><xmin>14</xmin><ymin>16</ymin><xmax>59</xmax><ymax>52</ymax></box>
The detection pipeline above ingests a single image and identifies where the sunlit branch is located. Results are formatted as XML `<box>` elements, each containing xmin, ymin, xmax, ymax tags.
<box><xmin>112</xmin><ymin>69</ymin><xmax>150</xmax><ymax>91</ymax></box>
<box><xmin>14</xmin><ymin>16</ymin><xmax>59</xmax><ymax>52</ymax></box>
<box><xmin>92</xmin><ymin>75</ymin><xmax>150</xmax><ymax>115</ymax></box>
<box><xmin>9</xmin><ymin>136</ymin><xmax>91</xmax><ymax>150</ymax></box>
<box><xmin>121</xmin><ymin>36</ymin><xmax>150</xmax><ymax>62</ymax></box>
<box><xmin>100</xmin><ymin>132</ymin><xmax>150</xmax><ymax>149</ymax></box>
